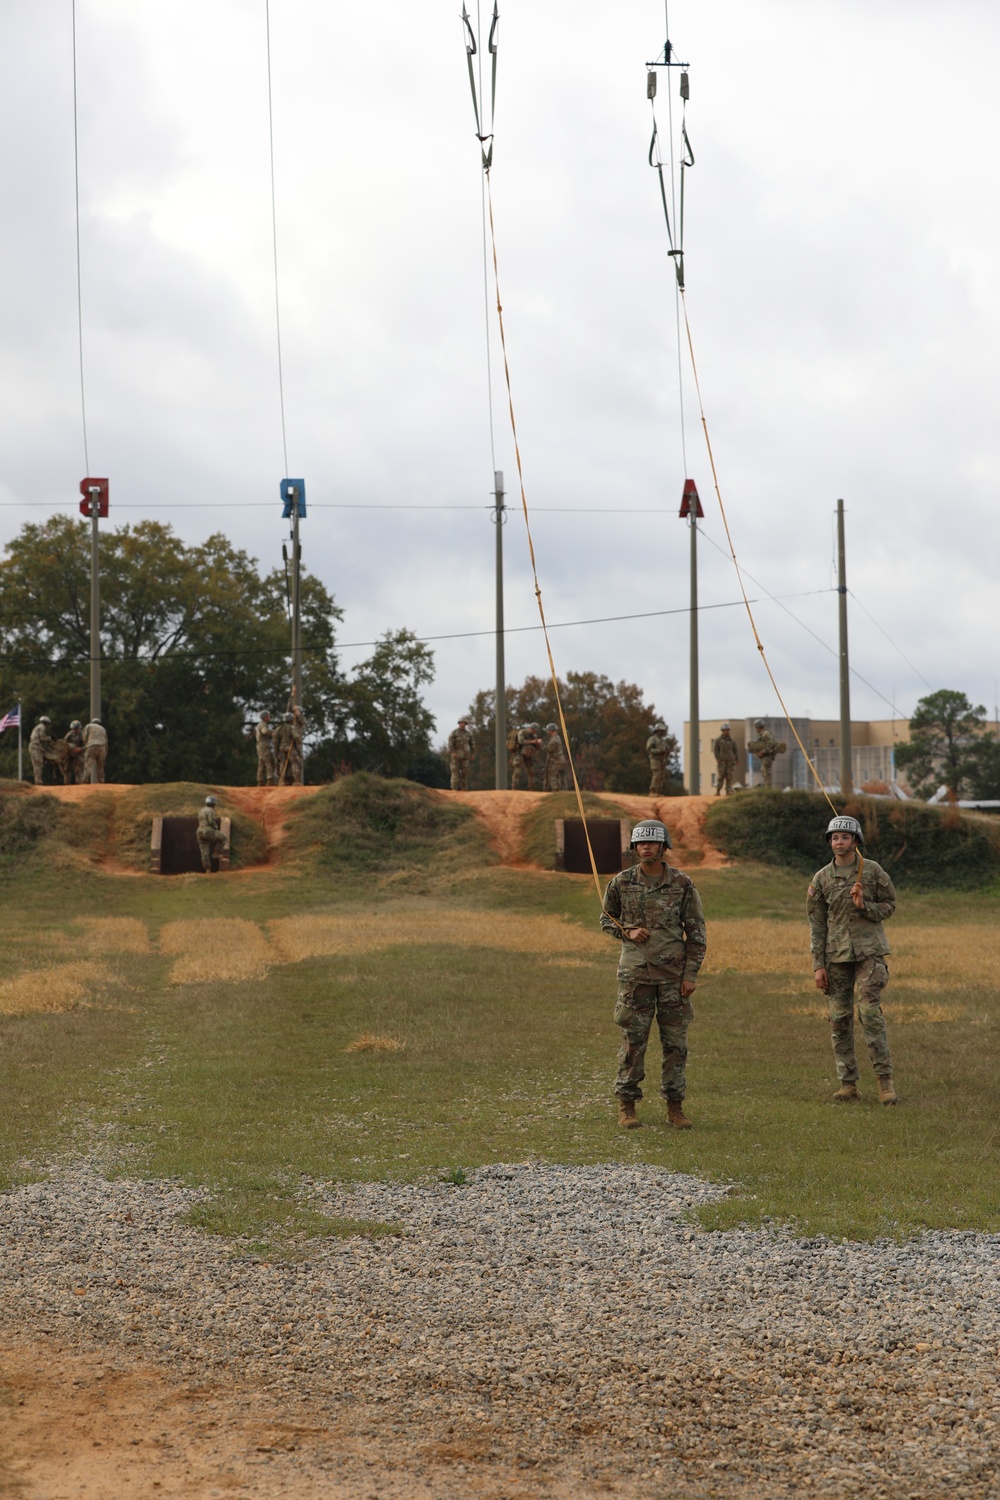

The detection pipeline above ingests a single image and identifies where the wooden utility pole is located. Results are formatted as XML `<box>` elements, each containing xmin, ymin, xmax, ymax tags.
<box><xmin>493</xmin><ymin>470</ymin><xmax>507</xmax><ymax>788</ymax></box>
<box><xmin>837</xmin><ymin>498</ymin><xmax>853</xmax><ymax>796</ymax></box>
<box><xmin>79</xmin><ymin>478</ymin><xmax>108</xmax><ymax>723</ymax></box>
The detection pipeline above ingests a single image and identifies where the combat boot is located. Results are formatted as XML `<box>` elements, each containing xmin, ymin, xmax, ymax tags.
<box><xmin>832</xmin><ymin>1082</ymin><xmax>859</xmax><ymax>1102</ymax></box>
<box><xmin>878</xmin><ymin>1076</ymin><xmax>898</xmax><ymax>1106</ymax></box>
<box><xmin>667</xmin><ymin>1099</ymin><xmax>693</xmax><ymax>1129</ymax></box>
<box><xmin>617</xmin><ymin>1098</ymin><xmax>641</xmax><ymax>1130</ymax></box>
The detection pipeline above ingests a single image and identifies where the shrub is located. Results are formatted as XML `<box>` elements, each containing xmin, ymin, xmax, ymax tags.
<box><xmin>285</xmin><ymin>773</ymin><xmax>487</xmax><ymax>871</ymax></box>
<box><xmin>706</xmin><ymin>790</ymin><xmax>1000</xmax><ymax>889</ymax></box>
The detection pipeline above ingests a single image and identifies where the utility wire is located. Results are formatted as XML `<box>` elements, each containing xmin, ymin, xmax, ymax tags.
<box><xmin>265</xmin><ymin>0</ymin><xmax>289</xmax><ymax>478</ymax></box>
<box><xmin>848</xmin><ymin>590</ymin><xmax>933</xmax><ymax>691</ymax></box>
<box><xmin>71</xmin><ymin>0</ymin><xmax>90</xmax><ymax>475</ymax></box>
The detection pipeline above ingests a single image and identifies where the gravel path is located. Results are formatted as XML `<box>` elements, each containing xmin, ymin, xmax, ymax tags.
<box><xmin>3</xmin><ymin>1160</ymin><xmax>1000</xmax><ymax>1497</ymax></box>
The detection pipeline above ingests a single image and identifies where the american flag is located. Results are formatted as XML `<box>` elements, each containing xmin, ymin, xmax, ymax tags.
<box><xmin>0</xmin><ymin>708</ymin><xmax>20</xmax><ymax>734</ymax></box>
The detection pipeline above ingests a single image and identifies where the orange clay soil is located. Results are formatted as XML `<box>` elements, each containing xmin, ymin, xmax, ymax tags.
<box><xmin>25</xmin><ymin>783</ymin><xmax>727</xmax><ymax>872</ymax></box>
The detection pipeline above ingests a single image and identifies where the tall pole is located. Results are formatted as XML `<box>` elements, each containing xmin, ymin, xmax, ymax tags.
<box><xmin>17</xmin><ymin>698</ymin><xmax>22</xmax><ymax>783</ymax></box>
<box><xmin>291</xmin><ymin>490</ymin><xmax>302</xmax><ymax>707</ymax></box>
<box><xmin>89</xmin><ymin>486</ymin><xmax>101</xmax><ymax>722</ymax></box>
<box><xmin>837</xmin><ymin>497</ymin><xmax>853</xmax><ymax>796</ymax></box>
<box><xmin>689</xmin><ymin>507</ymin><xmax>700</xmax><ymax>794</ymax></box>
<box><xmin>493</xmin><ymin>470</ymin><xmax>507</xmax><ymax>789</ymax></box>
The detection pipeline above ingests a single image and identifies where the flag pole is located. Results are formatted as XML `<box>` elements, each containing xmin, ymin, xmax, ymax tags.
<box><xmin>17</xmin><ymin>699</ymin><xmax>22</xmax><ymax>782</ymax></box>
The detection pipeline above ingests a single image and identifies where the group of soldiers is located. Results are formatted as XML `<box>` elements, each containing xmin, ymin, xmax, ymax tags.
<box><xmin>446</xmin><ymin>718</ymin><xmax>570</xmax><ymax>792</ymax></box>
<box><xmin>254</xmin><ymin>704</ymin><xmax>306</xmax><ymax>786</ymax></box>
<box><xmin>705</xmin><ymin>720</ymin><xmax>783</xmax><ymax>796</ymax></box>
<box><xmin>28</xmin><ymin>716</ymin><xmax>108</xmax><ymax>785</ymax></box>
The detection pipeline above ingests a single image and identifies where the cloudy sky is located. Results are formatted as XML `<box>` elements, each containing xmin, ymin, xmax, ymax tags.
<box><xmin>2</xmin><ymin>0</ymin><xmax>998</xmax><ymax>762</ymax></box>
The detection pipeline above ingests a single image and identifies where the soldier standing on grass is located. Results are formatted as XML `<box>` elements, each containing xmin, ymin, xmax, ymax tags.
<box><xmin>447</xmin><ymin>717</ymin><xmax>475</xmax><ymax>790</ymax></box>
<box><xmin>28</xmin><ymin>717</ymin><xmax>53</xmax><ymax>784</ymax></box>
<box><xmin>255</xmin><ymin>711</ymin><xmax>277</xmax><ymax>786</ymax></box>
<box><xmin>711</xmin><ymin>723</ymin><xmax>738</xmax><ymax>795</ymax></box>
<box><xmin>542</xmin><ymin>723</ymin><xmax>567</xmax><ymax>791</ymax></box>
<box><xmin>646</xmin><ymin>722</ymin><xmax>670</xmax><ymax>796</ymax></box>
<box><xmin>808</xmin><ymin>814</ymin><xmax>898</xmax><ymax>1106</ymax></box>
<box><xmin>196</xmin><ymin>795</ymin><xmax>228</xmax><ymax>872</ymax></box>
<box><xmin>601</xmin><ymin>820</ymin><xmax>707</xmax><ymax>1131</ymax></box>
<box><xmin>82</xmin><ymin>719</ymin><xmax>108</xmax><ymax>783</ymax></box>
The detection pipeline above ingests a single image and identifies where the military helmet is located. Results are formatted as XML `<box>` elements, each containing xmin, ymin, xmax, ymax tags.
<box><xmin>90</xmin><ymin>718</ymin><xmax>101</xmax><ymax>725</ymax></box>
<box><xmin>653</xmin><ymin>722</ymin><xmax>666</xmax><ymax>733</ymax></box>
<box><xmin>629</xmin><ymin>819</ymin><xmax>673</xmax><ymax>850</ymax></box>
<box><xmin>39</xmin><ymin>715</ymin><xmax>51</xmax><ymax>724</ymax></box>
<box><xmin>754</xmin><ymin>718</ymin><xmax>766</xmax><ymax>729</ymax></box>
<box><xmin>545</xmin><ymin>722</ymin><xmax>558</xmax><ymax>732</ymax></box>
<box><xmin>720</xmin><ymin>722</ymin><xmax>731</xmax><ymax>731</ymax></box>
<box><xmin>205</xmin><ymin>795</ymin><xmax>217</xmax><ymax>807</ymax></box>
<box><xmin>825</xmin><ymin>815</ymin><xmax>864</xmax><ymax>846</ymax></box>
<box><xmin>70</xmin><ymin>720</ymin><xmax>82</xmax><ymax>729</ymax></box>
<box><xmin>282</xmin><ymin>712</ymin><xmax>293</xmax><ymax>722</ymax></box>
<box><xmin>530</xmin><ymin>722</ymin><xmax>540</xmax><ymax>730</ymax></box>
<box><xmin>260</xmin><ymin>710</ymin><xmax>271</xmax><ymax>721</ymax></box>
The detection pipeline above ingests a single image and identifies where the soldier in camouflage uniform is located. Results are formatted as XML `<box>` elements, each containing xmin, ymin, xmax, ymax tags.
<box><xmin>273</xmin><ymin>713</ymin><xmax>296</xmax><ymax>785</ymax></box>
<box><xmin>255</xmin><ymin>711</ymin><xmax>277</xmax><ymax>786</ymax></box>
<box><xmin>447</xmin><ymin>718</ymin><xmax>475</xmax><ymax>790</ymax></box>
<box><xmin>63</xmin><ymin>720</ymin><xmax>85</xmax><ymax>784</ymax></box>
<box><xmin>542</xmin><ymin>722</ymin><xmax>567</xmax><ymax>791</ymax></box>
<box><xmin>601</xmin><ymin>820</ymin><xmax>707</xmax><ymax>1130</ymax></box>
<box><xmin>646</xmin><ymin>722</ymin><xmax>670</xmax><ymax>796</ymax></box>
<box><xmin>711</xmin><ymin>723</ymin><xmax>738</xmax><ymax>795</ymax></box>
<box><xmin>750</xmin><ymin>718</ymin><xmax>778</xmax><ymax>788</ymax></box>
<box><xmin>808</xmin><ymin>814</ymin><xmax>897</xmax><ymax>1105</ymax></box>
<box><xmin>196</xmin><ymin>795</ymin><xmax>228</xmax><ymax>872</ymax></box>
<box><xmin>82</xmin><ymin>719</ymin><xmax>108</xmax><ymax>783</ymax></box>
<box><xmin>512</xmin><ymin>724</ymin><xmax>542</xmax><ymax>791</ymax></box>
<box><xmin>28</xmin><ymin>717</ymin><xmax>53</xmax><ymax>784</ymax></box>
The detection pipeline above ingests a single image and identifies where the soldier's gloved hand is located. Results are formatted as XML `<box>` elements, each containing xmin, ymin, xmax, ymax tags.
<box><xmin>814</xmin><ymin>967</ymin><xmax>829</xmax><ymax>993</ymax></box>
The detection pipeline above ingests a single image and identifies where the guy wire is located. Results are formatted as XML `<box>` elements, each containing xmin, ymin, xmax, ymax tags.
<box><xmin>72</xmin><ymin>0</ymin><xmax>90</xmax><ymax>475</ymax></box>
<box><xmin>265</xmin><ymin>0</ymin><xmax>289</xmax><ymax>478</ymax></box>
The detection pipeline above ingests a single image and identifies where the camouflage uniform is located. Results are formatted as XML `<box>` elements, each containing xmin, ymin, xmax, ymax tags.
<box><xmin>808</xmin><ymin>855</ymin><xmax>895</xmax><ymax>1084</ymax></box>
<box><xmin>63</xmin><ymin>726</ymin><xmax>85</xmax><ymax>785</ymax></box>
<box><xmin>542</xmin><ymin>729</ymin><xmax>567</xmax><ymax>792</ymax></box>
<box><xmin>601</xmin><ymin>862</ymin><xmax>707</xmax><ymax>1103</ymax></box>
<box><xmin>646</xmin><ymin>731</ymin><xmax>669</xmax><ymax>796</ymax></box>
<box><xmin>447</xmin><ymin>724</ymin><xmax>475</xmax><ymax>791</ymax></box>
<box><xmin>272</xmin><ymin>717</ymin><xmax>295</xmax><ymax>785</ymax></box>
<box><xmin>512</xmin><ymin>727</ymin><xmax>542</xmax><ymax>791</ymax></box>
<box><xmin>255</xmin><ymin>716</ymin><xmax>277</xmax><ymax>786</ymax></box>
<box><xmin>752</xmin><ymin>727</ymin><xmax>778</xmax><ymax>788</ymax></box>
<box><xmin>82</xmin><ymin>721</ymin><xmax>108</xmax><ymax>783</ymax></box>
<box><xmin>28</xmin><ymin>721</ymin><xmax>53</xmax><ymax>784</ymax></box>
<box><xmin>196</xmin><ymin>804</ymin><xmax>227</xmax><ymax>872</ymax></box>
<box><xmin>711</xmin><ymin>730</ymin><xmax>738</xmax><ymax>795</ymax></box>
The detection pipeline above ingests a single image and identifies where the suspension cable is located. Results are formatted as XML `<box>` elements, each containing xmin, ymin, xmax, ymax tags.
<box><xmin>71</xmin><ymin>0</ymin><xmax>90</xmax><ymax>475</ymax></box>
<box><xmin>265</xmin><ymin>0</ymin><xmax>289</xmax><ymax>478</ymax></box>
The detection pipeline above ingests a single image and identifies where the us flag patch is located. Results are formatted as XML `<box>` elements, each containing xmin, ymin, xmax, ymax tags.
<box><xmin>807</xmin><ymin>884</ymin><xmax>816</xmax><ymax>898</ymax></box>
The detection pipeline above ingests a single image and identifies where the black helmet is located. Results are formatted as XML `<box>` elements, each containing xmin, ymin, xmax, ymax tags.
<box><xmin>825</xmin><ymin>815</ymin><xmax>863</xmax><ymax>846</ymax></box>
<box><xmin>629</xmin><ymin>819</ymin><xmax>673</xmax><ymax>850</ymax></box>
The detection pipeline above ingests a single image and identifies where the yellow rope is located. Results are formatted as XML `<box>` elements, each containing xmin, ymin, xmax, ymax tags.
<box><xmin>485</xmin><ymin>175</ymin><xmax>628</xmax><ymax>929</ymax></box>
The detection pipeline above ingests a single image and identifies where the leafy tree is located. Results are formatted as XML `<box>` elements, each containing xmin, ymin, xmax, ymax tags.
<box><xmin>965</xmin><ymin>734</ymin><xmax>1000</xmax><ymax>800</ymax></box>
<box><xmin>462</xmin><ymin>671</ymin><xmax>678</xmax><ymax>793</ymax></box>
<box><xmin>306</xmin><ymin>630</ymin><xmax>438</xmax><ymax>780</ymax></box>
<box><xmin>894</xmin><ymin>689</ymin><xmax>987</xmax><ymax>797</ymax></box>
<box><xmin>0</xmin><ymin>514</ymin><xmax>344</xmax><ymax>783</ymax></box>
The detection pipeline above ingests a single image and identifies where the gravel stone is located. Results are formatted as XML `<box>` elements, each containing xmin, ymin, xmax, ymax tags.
<box><xmin>3</xmin><ymin>1159</ymin><xmax>1000</xmax><ymax>1496</ymax></box>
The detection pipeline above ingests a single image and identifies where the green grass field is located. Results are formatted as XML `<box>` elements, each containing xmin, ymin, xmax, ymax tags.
<box><xmin>2</xmin><ymin>777</ymin><xmax>999</xmax><ymax>1253</ymax></box>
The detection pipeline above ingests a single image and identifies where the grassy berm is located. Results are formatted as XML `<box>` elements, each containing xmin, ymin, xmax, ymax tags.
<box><xmin>1</xmin><ymin>773</ymin><xmax>999</xmax><ymax>1255</ymax></box>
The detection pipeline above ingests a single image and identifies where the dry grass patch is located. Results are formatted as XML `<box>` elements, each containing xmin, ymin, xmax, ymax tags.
<box><xmin>71</xmin><ymin>917</ymin><xmax>151</xmax><ymax>955</ymax></box>
<box><xmin>158</xmin><ymin>919</ymin><xmax>274</xmax><ymax>985</ymax></box>
<box><xmin>343</xmin><ymin>1033</ymin><xmax>406</xmax><ymax>1054</ymax></box>
<box><xmin>0</xmin><ymin>961</ymin><xmax>109</xmax><ymax>1015</ymax></box>
<box><xmin>267</xmin><ymin>909</ymin><xmax>605</xmax><ymax>964</ymax></box>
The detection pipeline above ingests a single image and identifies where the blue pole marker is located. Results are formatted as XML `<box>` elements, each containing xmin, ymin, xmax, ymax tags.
<box><xmin>280</xmin><ymin>478</ymin><xmax>306</xmax><ymax>518</ymax></box>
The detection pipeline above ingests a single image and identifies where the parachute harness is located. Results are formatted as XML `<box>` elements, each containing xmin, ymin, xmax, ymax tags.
<box><xmin>461</xmin><ymin>4</ymin><xmax>628</xmax><ymax>934</ymax></box>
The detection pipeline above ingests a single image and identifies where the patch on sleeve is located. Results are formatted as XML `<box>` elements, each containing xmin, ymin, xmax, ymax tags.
<box><xmin>807</xmin><ymin>884</ymin><xmax>816</xmax><ymax>898</ymax></box>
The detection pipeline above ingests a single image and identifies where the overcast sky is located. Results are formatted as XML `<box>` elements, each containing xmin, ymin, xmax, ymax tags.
<box><xmin>2</xmin><ymin>0</ymin><xmax>998</xmax><ymax>759</ymax></box>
